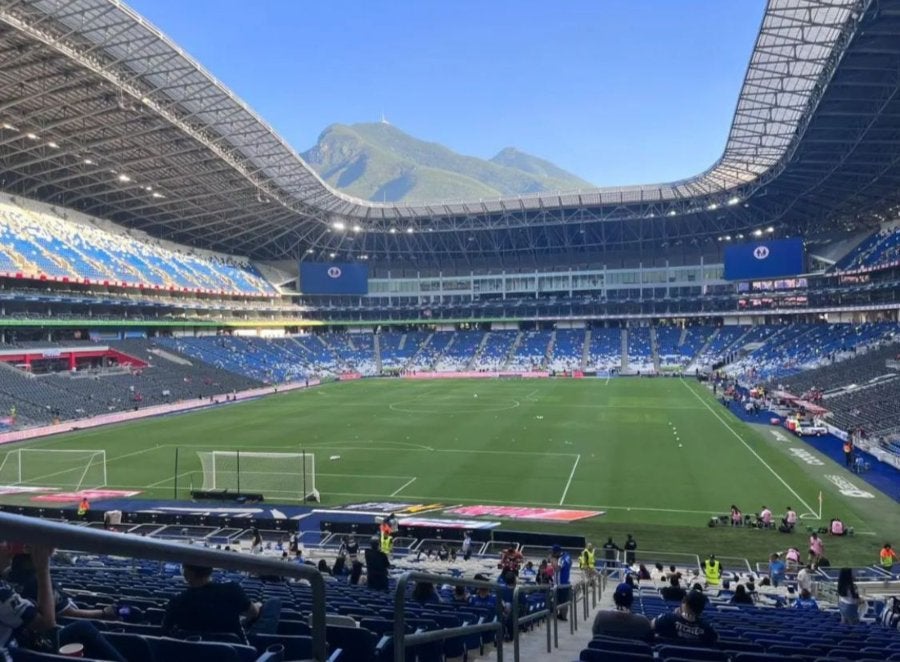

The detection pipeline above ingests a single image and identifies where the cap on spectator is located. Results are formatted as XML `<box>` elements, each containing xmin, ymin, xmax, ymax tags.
<box><xmin>613</xmin><ymin>582</ymin><xmax>634</xmax><ymax>607</ymax></box>
<box><xmin>551</xmin><ymin>545</ymin><xmax>562</xmax><ymax>555</ymax></box>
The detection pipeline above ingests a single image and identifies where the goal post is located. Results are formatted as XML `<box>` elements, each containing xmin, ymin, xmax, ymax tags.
<box><xmin>195</xmin><ymin>450</ymin><xmax>319</xmax><ymax>502</ymax></box>
<box><xmin>0</xmin><ymin>449</ymin><xmax>107</xmax><ymax>491</ymax></box>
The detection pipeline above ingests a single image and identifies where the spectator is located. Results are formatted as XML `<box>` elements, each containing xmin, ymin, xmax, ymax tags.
<box><xmin>768</xmin><ymin>553</ymin><xmax>786</xmax><ymax>588</ymax></box>
<box><xmin>316</xmin><ymin>559</ymin><xmax>331</xmax><ymax>576</ymax></box>
<box><xmin>521</xmin><ymin>561</ymin><xmax>536</xmax><ymax>580</ymax></box>
<box><xmin>785</xmin><ymin>546</ymin><xmax>801</xmax><ymax>569</ymax></box>
<box><xmin>661</xmin><ymin>574</ymin><xmax>686</xmax><ymax>603</ymax></box>
<box><xmin>794</xmin><ymin>589</ymin><xmax>819</xmax><ymax>610</ymax></box>
<box><xmin>759</xmin><ymin>506</ymin><xmax>773</xmax><ymax>528</ymax></box>
<box><xmin>550</xmin><ymin>545</ymin><xmax>572</xmax><ymax>621</ymax></box>
<box><xmin>624</xmin><ymin>534</ymin><xmax>637</xmax><ymax>565</ymax></box>
<box><xmin>364</xmin><ymin>537</ymin><xmax>391</xmax><ymax>591</ymax></box>
<box><xmin>796</xmin><ymin>564</ymin><xmax>814</xmax><ymax>594</ymax></box>
<box><xmin>637</xmin><ymin>564</ymin><xmax>651</xmax><ymax>581</ymax></box>
<box><xmin>837</xmin><ymin>567</ymin><xmax>863</xmax><ymax>625</ymax></box>
<box><xmin>652</xmin><ymin>591</ymin><xmax>718</xmax><ymax>645</ymax></box>
<box><xmin>461</xmin><ymin>531</ymin><xmax>473</xmax><ymax>561</ymax></box>
<box><xmin>702</xmin><ymin>554</ymin><xmax>721</xmax><ymax>587</ymax></box>
<box><xmin>499</xmin><ymin>547</ymin><xmax>523</xmax><ymax>576</ymax></box>
<box><xmin>650</xmin><ymin>563</ymin><xmax>666</xmax><ymax>583</ymax></box>
<box><xmin>591</xmin><ymin>582</ymin><xmax>652</xmax><ymax>642</ymax></box>
<box><xmin>411</xmin><ymin>581</ymin><xmax>443</xmax><ymax>605</ymax></box>
<box><xmin>730</xmin><ymin>584</ymin><xmax>754</xmax><ymax>605</ymax></box>
<box><xmin>730</xmin><ymin>504</ymin><xmax>743</xmax><ymax>527</ymax></box>
<box><xmin>249</xmin><ymin>528</ymin><xmax>262</xmax><ymax>554</ymax></box>
<box><xmin>782</xmin><ymin>506</ymin><xmax>797</xmax><ymax>532</ymax></box>
<box><xmin>76</xmin><ymin>497</ymin><xmax>90</xmax><ymax>521</ymax></box>
<box><xmin>348</xmin><ymin>561</ymin><xmax>363</xmax><ymax>586</ymax></box>
<box><xmin>468</xmin><ymin>574</ymin><xmax>497</xmax><ymax>610</ymax></box>
<box><xmin>162</xmin><ymin>564</ymin><xmax>262</xmax><ymax>643</ymax></box>
<box><xmin>451</xmin><ymin>585</ymin><xmax>468</xmax><ymax>604</ymax></box>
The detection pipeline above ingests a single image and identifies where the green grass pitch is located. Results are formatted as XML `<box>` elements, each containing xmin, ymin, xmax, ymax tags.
<box><xmin>3</xmin><ymin>378</ymin><xmax>897</xmax><ymax>567</ymax></box>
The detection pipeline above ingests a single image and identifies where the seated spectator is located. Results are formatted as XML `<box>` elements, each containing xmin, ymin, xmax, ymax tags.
<box><xmin>4</xmin><ymin>548</ymin><xmax>125</xmax><ymax>661</ymax></box>
<box><xmin>468</xmin><ymin>574</ymin><xmax>498</xmax><ymax>610</ymax></box>
<box><xmin>162</xmin><ymin>564</ymin><xmax>262</xmax><ymax>643</ymax></box>
<box><xmin>591</xmin><ymin>582</ymin><xmax>652</xmax><ymax>642</ymax></box>
<box><xmin>661</xmin><ymin>574</ymin><xmax>686</xmax><ymax>603</ymax></box>
<box><xmin>521</xmin><ymin>561</ymin><xmax>536</xmax><ymax>579</ymax></box>
<box><xmin>730</xmin><ymin>504</ymin><xmax>743</xmax><ymax>527</ymax></box>
<box><xmin>758</xmin><ymin>506</ymin><xmax>773</xmax><ymax>528</ymax></box>
<box><xmin>637</xmin><ymin>564</ymin><xmax>651</xmax><ymax>581</ymax></box>
<box><xmin>451</xmin><ymin>585</ymin><xmax>469</xmax><ymax>604</ymax></box>
<box><xmin>652</xmin><ymin>591</ymin><xmax>718</xmax><ymax>645</ymax></box>
<box><xmin>317</xmin><ymin>559</ymin><xmax>331</xmax><ymax>576</ymax></box>
<box><xmin>411</xmin><ymin>581</ymin><xmax>443</xmax><ymax>605</ymax></box>
<box><xmin>730</xmin><ymin>584</ymin><xmax>754</xmax><ymax>605</ymax></box>
<box><xmin>650</xmin><ymin>563</ymin><xmax>666</xmax><ymax>582</ymax></box>
<box><xmin>794</xmin><ymin>588</ymin><xmax>819</xmax><ymax>610</ymax></box>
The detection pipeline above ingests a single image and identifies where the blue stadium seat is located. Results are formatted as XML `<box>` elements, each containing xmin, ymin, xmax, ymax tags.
<box><xmin>580</xmin><ymin>649</ymin><xmax>653</xmax><ymax>662</ymax></box>
<box><xmin>655</xmin><ymin>644</ymin><xmax>728</xmax><ymax>661</ymax></box>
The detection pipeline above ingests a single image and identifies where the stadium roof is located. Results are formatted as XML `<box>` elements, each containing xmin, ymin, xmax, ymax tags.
<box><xmin>0</xmin><ymin>0</ymin><xmax>899</xmax><ymax>264</ymax></box>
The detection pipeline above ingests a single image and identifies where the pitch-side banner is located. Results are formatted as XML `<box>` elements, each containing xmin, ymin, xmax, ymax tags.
<box><xmin>300</xmin><ymin>262</ymin><xmax>368</xmax><ymax>295</ymax></box>
<box><xmin>724</xmin><ymin>238</ymin><xmax>805</xmax><ymax>281</ymax></box>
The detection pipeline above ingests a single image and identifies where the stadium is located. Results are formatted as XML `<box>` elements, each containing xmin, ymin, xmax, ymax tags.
<box><xmin>0</xmin><ymin>0</ymin><xmax>898</xmax><ymax>660</ymax></box>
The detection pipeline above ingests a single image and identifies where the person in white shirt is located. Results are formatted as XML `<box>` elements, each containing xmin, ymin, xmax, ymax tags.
<box><xmin>797</xmin><ymin>564</ymin><xmax>815</xmax><ymax>597</ymax></box>
<box><xmin>759</xmin><ymin>506</ymin><xmax>773</xmax><ymax>528</ymax></box>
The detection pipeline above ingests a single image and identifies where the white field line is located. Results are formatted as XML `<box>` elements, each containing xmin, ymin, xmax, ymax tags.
<box><xmin>681</xmin><ymin>380</ymin><xmax>819</xmax><ymax>519</ymax></box>
<box><xmin>559</xmin><ymin>454</ymin><xmax>581</xmax><ymax>505</ymax></box>
<box><xmin>391</xmin><ymin>477</ymin><xmax>417</xmax><ymax>497</ymax></box>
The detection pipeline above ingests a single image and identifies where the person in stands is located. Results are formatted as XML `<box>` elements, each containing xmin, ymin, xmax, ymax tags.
<box><xmin>364</xmin><ymin>537</ymin><xmax>391</xmax><ymax>591</ymax></box>
<box><xmin>880</xmin><ymin>543</ymin><xmax>898</xmax><ymax>572</ymax></box>
<box><xmin>578</xmin><ymin>543</ymin><xmax>597</xmax><ymax>587</ymax></box>
<box><xmin>785</xmin><ymin>546</ymin><xmax>801</xmax><ymax>570</ymax></box>
<box><xmin>797</xmin><ymin>564</ymin><xmax>815</xmax><ymax>597</ymax></box>
<box><xmin>550</xmin><ymin>545</ymin><xmax>572</xmax><ymax>621</ymax></box>
<box><xmin>768</xmin><ymin>553</ymin><xmax>786</xmax><ymax>588</ymax></box>
<box><xmin>162</xmin><ymin>564</ymin><xmax>262</xmax><ymax>643</ymax></box>
<box><xmin>591</xmin><ymin>582</ymin><xmax>652</xmax><ymax>642</ymax></box>
<box><xmin>411</xmin><ymin>581</ymin><xmax>443</xmax><ymax>605</ymax></box>
<box><xmin>837</xmin><ymin>567</ymin><xmax>863</xmax><ymax>625</ymax></box>
<box><xmin>652</xmin><ymin>590</ymin><xmax>718</xmax><ymax>645</ymax></box>
<box><xmin>601</xmin><ymin>537</ymin><xmax>620</xmax><ymax>573</ymax></box>
<box><xmin>702</xmin><ymin>554</ymin><xmax>721</xmax><ymax>587</ymax></box>
<box><xmin>467</xmin><ymin>574</ymin><xmax>498</xmax><ymax>610</ymax></box>
<box><xmin>794</xmin><ymin>588</ymin><xmax>819</xmax><ymax>610</ymax></box>
<box><xmin>730</xmin><ymin>584</ymin><xmax>754</xmax><ymax>605</ymax></box>
<box><xmin>661</xmin><ymin>574</ymin><xmax>686</xmax><ymax>603</ymax></box>
<box><xmin>623</xmin><ymin>535</ymin><xmax>637</xmax><ymax>565</ymax></box>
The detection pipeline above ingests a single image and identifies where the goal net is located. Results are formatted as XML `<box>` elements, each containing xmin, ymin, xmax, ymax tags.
<box><xmin>0</xmin><ymin>449</ymin><xmax>107</xmax><ymax>491</ymax></box>
<box><xmin>196</xmin><ymin>451</ymin><xmax>319</xmax><ymax>502</ymax></box>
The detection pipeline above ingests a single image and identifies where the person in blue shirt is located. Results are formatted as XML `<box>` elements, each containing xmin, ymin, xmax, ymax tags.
<box><xmin>768</xmin><ymin>553</ymin><xmax>786</xmax><ymax>588</ymax></box>
<box><xmin>794</xmin><ymin>588</ymin><xmax>819</xmax><ymax>610</ymax></box>
<box><xmin>467</xmin><ymin>574</ymin><xmax>498</xmax><ymax>611</ymax></box>
<box><xmin>551</xmin><ymin>545</ymin><xmax>572</xmax><ymax>621</ymax></box>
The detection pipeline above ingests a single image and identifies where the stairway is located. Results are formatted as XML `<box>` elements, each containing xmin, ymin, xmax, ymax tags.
<box><xmin>620</xmin><ymin>328</ymin><xmax>629</xmax><ymax>372</ymax></box>
<box><xmin>650</xmin><ymin>327</ymin><xmax>661</xmax><ymax>373</ymax></box>
<box><xmin>404</xmin><ymin>333</ymin><xmax>433</xmax><ymax>371</ymax></box>
<box><xmin>466</xmin><ymin>332</ymin><xmax>490</xmax><ymax>370</ymax></box>
<box><xmin>678</xmin><ymin>326</ymin><xmax>688</xmax><ymax>347</ymax></box>
<box><xmin>501</xmin><ymin>331</ymin><xmax>524</xmax><ymax>370</ymax></box>
<box><xmin>374</xmin><ymin>333</ymin><xmax>383</xmax><ymax>373</ymax></box>
<box><xmin>581</xmin><ymin>328</ymin><xmax>591</xmax><ymax>370</ymax></box>
<box><xmin>545</xmin><ymin>329</ymin><xmax>557</xmax><ymax>368</ymax></box>
<box><xmin>688</xmin><ymin>328</ymin><xmax>719</xmax><ymax>371</ymax></box>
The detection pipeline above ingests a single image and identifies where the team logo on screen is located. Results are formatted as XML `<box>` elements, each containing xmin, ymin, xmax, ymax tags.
<box><xmin>753</xmin><ymin>246</ymin><xmax>770</xmax><ymax>260</ymax></box>
<box><xmin>327</xmin><ymin>266</ymin><xmax>342</xmax><ymax>279</ymax></box>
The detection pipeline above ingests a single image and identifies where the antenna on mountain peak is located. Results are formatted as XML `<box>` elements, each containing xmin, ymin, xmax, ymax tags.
<box><xmin>380</xmin><ymin>111</ymin><xmax>390</xmax><ymax>125</ymax></box>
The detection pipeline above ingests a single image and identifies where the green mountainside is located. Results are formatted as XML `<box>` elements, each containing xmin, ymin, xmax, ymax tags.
<box><xmin>301</xmin><ymin>122</ymin><xmax>593</xmax><ymax>204</ymax></box>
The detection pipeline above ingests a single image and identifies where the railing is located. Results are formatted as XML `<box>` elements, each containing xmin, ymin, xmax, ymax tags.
<box><xmin>0</xmin><ymin>512</ymin><xmax>328</xmax><ymax>660</ymax></box>
<box><xmin>511</xmin><ymin>583</ymin><xmax>553</xmax><ymax>661</ymax></box>
<box><xmin>393</xmin><ymin>571</ymin><xmax>507</xmax><ymax>662</ymax></box>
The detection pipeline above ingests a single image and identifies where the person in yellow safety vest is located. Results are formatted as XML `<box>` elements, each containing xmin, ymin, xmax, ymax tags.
<box><xmin>76</xmin><ymin>497</ymin><xmax>90</xmax><ymax>520</ymax></box>
<box><xmin>579</xmin><ymin>543</ymin><xmax>597</xmax><ymax>586</ymax></box>
<box><xmin>380</xmin><ymin>530</ymin><xmax>393</xmax><ymax>556</ymax></box>
<box><xmin>880</xmin><ymin>543</ymin><xmax>898</xmax><ymax>571</ymax></box>
<box><xmin>703</xmin><ymin>554</ymin><xmax>722</xmax><ymax>586</ymax></box>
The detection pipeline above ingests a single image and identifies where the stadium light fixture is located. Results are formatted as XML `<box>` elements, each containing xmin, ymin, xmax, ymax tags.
<box><xmin>389</xmin><ymin>228</ymin><xmax>397</xmax><ymax>234</ymax></box>
<box><xmin>329</xmin><ymin>252</ymin><xmax>336</xmax><ymax>258</ymax></box>
<box><xmin>753</xmin><ymin>229</ymin><xmax>763</xmax><ymax>237</ymax></box>
<box><xmin>1</xmin><ymin>123</ymin><xmax>16</xmax><ymax>130</ymax></box>
<box><xmin>305</xmin><ymin>248</ymin><xmax>314</xmax><ymax>254</ymax></box>
<box><xmin>724</xmin><ymin>235</ymin><xmax>732</xmax><ymax>241</ymax></box>
<box><xmin>406</xmin><ymin>227</ymin><xmax>414</xmax><ymax>234</ymax></box>
<box><xmin>117</xmin><ymin>173</ymin><xmax>131</xmax><ymax>182</ymax></box>
<box><xmin>707</xmin><ymin>203</ymin><xmax>718</xmax><ymax>211</ymax></box>
<box><xmin>352</xmin><ymin>225</ymin><xmax>362</xmax><ymax>233</ymax></box>
<box><xmin>26</xmin><ymin>132</ymin><xmax>39</xmax><ymax>140</ymax></box>
<box><xmin>332</xmin><ymin>221</ymin><xmax>346</xmax><ymax>231</ymax></box>
<box><xmin>727</xmin><ymin>196</ymin><xmax>741</xmax><ymax>206</ymax></box>
<box><xmin>151</xmin><ymin>192</ymin><xmax>165</xmax><ymax>199</ymax></box>
<box><xmin>47</xmin><ymin>141</ymin><xmax>59</xmax><ymax>149</ymax></box>
<box><xmin>83</xmin><ymin>158</ymin><xmax>93</xmax><ymax>165</ymax></box>
<box><xmin>766</xmin><ymin>226</ymin><xmax>775</xmax><ymax>233</ymax></box>
<box><xmin>668</xmin><ymin>210</ymin><xmax>677</xmax><ymax>217</ymax></box>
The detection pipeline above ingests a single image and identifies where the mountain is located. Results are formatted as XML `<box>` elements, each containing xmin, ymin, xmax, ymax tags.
<box><xmin>301</xmin><ymin>122</ymin><xmax>593</xmax><ymax>204</ymax></box>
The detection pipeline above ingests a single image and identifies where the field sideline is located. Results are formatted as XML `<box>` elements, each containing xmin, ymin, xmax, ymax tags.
<box><xmin>2</xmin><ymin>377</ymin><xmax>896</xmax><ymax>566</ymax></box>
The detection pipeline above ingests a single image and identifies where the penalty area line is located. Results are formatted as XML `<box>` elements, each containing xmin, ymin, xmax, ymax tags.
<box><xmin>681</xmin><ymin>380</ymin><xmax>819</xmax><ymax>519</ymax></box>
<box><xmin>559</xmin><ymin>454</ymin><xmax>581</xmax><ymax>505</ymax></box>
<box><xmin>391</xmin><ymin>477</ymin><xmax>417</xmax><ymax>497</ymax></box>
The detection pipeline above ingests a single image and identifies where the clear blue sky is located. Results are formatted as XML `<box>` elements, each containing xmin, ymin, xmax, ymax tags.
<box><xmin>126</xmin><ymin>0</ymin><xmax>765</xmax><ymax>187</ymax></box>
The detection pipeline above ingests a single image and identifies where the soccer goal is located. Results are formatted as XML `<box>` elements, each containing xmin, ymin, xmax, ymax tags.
<box><xmin>0</xmin><ymin>449</ymin><xmax>107</xmax><ymax>491</ymax></box>
<box><xmin>196</xmin><ymin>451</ymin><xmax>319</xmax><ymax>502</ymax></box>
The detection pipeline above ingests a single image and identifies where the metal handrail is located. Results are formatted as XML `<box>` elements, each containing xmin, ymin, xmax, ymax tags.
<box><xmin>511</xmin><ymin>583</ymin><xmax>553</xmax><ymax>661</ymax></box>
<box><xmin>0</xmin><ymin>512</ymin><xmax>328</xmax><ymax>660</ymax></box>
<box><xmin>393</xmin><ymin>571</ymin><xmax>506</xmax><ymax>662</ymax></box>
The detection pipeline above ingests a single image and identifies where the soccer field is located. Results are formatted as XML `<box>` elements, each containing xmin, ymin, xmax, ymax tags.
<box><xmin>3</xmin><ymin>378</ymin><xmax>896</xmax><ymax>565</ymax></box>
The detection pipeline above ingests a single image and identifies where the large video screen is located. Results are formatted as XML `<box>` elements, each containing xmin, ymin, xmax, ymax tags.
<box><xmin>724</xmin><ymin>238</ymin><xmax>805</xmax><ymax>281</ymax></box>
<box><xmin>299</xmin><ymin>262</ymin><xmax>369</xmax><ymax>295</ymax></box>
